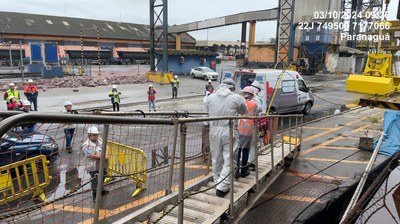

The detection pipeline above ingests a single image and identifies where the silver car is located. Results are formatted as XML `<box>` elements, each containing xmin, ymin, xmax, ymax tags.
<box><xmin>190</xmin><ymin>67</ymin><xmax>219</xmax><ymax>81</ymax></box>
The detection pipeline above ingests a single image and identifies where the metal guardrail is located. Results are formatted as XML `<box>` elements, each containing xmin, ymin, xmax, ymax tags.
<box><xmin>107</xmin><ymin>141</ymin><xmax>147</xmax><ymax>198</ymax></box>
<box><xmin>0</xmin><ymin>155</ymin><xmax>51</xmax><ymax>205</ymax></box>
<box><xmin>0</xmin><ymin>112</ymin><xmax>303</xmax><ymax>224</ymax></box>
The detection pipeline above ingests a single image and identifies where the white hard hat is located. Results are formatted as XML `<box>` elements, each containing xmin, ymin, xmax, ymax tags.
<box><xmin>9</xmin><ymin>96</ymin><xmax>15</xmax><ymax>99</ymax></box>
<box><xmin>64</xmin><ymin>101</ymin><xmax>73</xmax><ymax>106</ymax></box>
<box><xmin>174</xmin><ymin>75</ymin><xmax>178</xmax><ymax>79</ymax></box>
<box><xmin>149</xmin><ymin>84</ymin><xmax>153</xmax><ymax>87</ymax></box>
<box><xmin>112</xmin><ymin>85</ymin><xmax>117</xmax><ymax>89</ymax></box>
<box><xmin>23</xmin><ymin>100</ymin><xmax>31</xmax><ymax>106</ymax></box>
<box><xmin>222</xmin><ymin>78</ymin><xmax>235</xmax><ymax>87</ymax></box>
<box><xmin>87</xmin><ymin>126</ymin><xmax>100</xmax><ymax>134</ymax></box>
<box><xmin>208</xmin><ymin>79</ymin><xmax>212</xmax><ymax>83</ymax></box>
<box><xmin>242</xmin><ymin>86</ymin><xmax>255</xmax><ymax>95</ymax></box>
<box><xmin>28</xmin><ymin>79</ymin><xmax>33</xmax><ymax>83</ymax></box>
<box><xmin>251</xmin><ymin>80</ymin><xmax>262</xmax><ymax>91</ymax></box>
<box><xmin>9</xmin><ymin>83</ymin><xmax>15</xmax><ymax>87</ymax></box>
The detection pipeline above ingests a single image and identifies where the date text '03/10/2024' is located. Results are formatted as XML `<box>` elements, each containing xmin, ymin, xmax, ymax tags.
<box><xmin>312</xmin><ymin>10</ymin><xmax>389</xmax><ymax>20</ymax></box>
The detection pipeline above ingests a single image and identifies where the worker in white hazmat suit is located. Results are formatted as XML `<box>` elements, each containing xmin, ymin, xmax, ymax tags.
<box><xmin>248</xmin><ymin>80</ymin><xmax>263</xmax><ymax>171</ymax></box>
<box><xmin>205</xmin><ymin>78</ymin><xmax>247</xmax><ymax>197</ymax></box>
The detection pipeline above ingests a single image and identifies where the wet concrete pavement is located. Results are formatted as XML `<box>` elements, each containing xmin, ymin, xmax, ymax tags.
<box><xmin>0</xmin><ymin>62</ymin><xmax>382</xmax><ymax>223</ymax></box>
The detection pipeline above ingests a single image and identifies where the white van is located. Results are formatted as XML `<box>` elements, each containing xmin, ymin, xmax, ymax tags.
<box><xmin>222</xmin><ymin>69</ymin><xmax>314</xmax><ymax>114</ymax></box>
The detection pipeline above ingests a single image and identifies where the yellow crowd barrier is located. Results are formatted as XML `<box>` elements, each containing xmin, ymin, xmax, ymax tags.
<box><xmin>107</xmin><ymin>141</ymin><xmax>147</xmax><ymax>197</ymax></box>
<box><xmin>0</xmin><ymin>155</ymin><xmax>51</xmax><ymax>205</ymax></box>
<box><xmin>146</xmin><ymin>71</ymin><xmax>172</xmax><ymax>84</ymax></box>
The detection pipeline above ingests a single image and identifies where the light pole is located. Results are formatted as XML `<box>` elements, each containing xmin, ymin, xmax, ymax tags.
<box><xmin>19</xmin><ymin>41</ymin><xmax>24</xmax><ymax>80</ymax></box>
<box><xmin>3</xmin><ymin>41</ymin><xmax>13</xmax><ymax>72</ymax></box>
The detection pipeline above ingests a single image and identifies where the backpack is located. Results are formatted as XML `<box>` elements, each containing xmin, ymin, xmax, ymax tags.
<box><xmin>258</xmin><ymin>118</ymin><xmax>269</xmax><ymax>137</ymax></box>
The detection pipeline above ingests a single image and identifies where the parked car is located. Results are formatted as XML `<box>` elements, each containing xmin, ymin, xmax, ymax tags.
<box><xmin>0</xmin><ymin>131</ymin><xmax>59</xmax><ymax>167</ymax></box>
<box><xmin>190</xmin><ymin>67</ymin><xmax>219</xmax><ymax>81</ymax></box>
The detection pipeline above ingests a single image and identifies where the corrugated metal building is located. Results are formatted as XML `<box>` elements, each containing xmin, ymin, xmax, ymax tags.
<box><xmin>0</xmin><ymin>11</ymin><xmax>196</xmax><ymax>63</ymax></box>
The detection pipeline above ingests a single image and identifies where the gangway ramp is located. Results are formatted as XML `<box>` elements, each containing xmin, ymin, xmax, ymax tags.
<box><xmin>115</xmin><ymin>141</ymin><xmax>300</xmax><ymax>223</ymax></box>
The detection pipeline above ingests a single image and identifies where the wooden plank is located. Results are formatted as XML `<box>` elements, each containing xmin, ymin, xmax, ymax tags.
<box><xmin>120</xmin><ymin>142</ymin><xmax>298</xmax><ymax>224</ymax></box>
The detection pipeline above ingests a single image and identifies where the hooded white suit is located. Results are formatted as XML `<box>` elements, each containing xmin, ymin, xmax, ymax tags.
<box><xmin>205</xmin><ymin>83</ymin><xmax>247</xmax><ymax>192</ymax></box>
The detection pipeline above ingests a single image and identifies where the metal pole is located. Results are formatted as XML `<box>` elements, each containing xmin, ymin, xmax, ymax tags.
<box><xmin>274</xmin><ymin>0</ymin><xmax>282</xmax><ymax>65</ymax></box>
<box><xmin>340</xmin><ymin>132</ymin><xmax>385</xmax><ymax>223</ymax></box>
<box><xmin>229</xmin><ymin>119</ymin><xmax>235</xmax><ymax>217</ymax></box>
<box><xmin>269</xmin><ymin>117</ymin><xmax>275</xmax><ymax>172</ymax></box>
<box><xmin>166</xmin><ymin>123</ymin><xmax>179</xmax><ymax>194</ymax></box>
<box><xmin>281</xmin><ymin>117</ymin><xmax>285</xmax><ymax>164</ymax></box>
<box><xmin>19</xmin><ymin>41</ymin><xmax>24</xmax><ymax>80</ymax></box>
<box><xmin>253</xmin><ymin>118</ymin><xmax>259</xmax><ymax>189</ymax></box>
<box><xmin>178</xmin><ymin>123</ymin><xmax>187</xmax><ymax>224</ymax></box>
<box><xmin>288</xmin><ymin>115</ymin><xmax>292</xmax><ymax>153</ymax></box>
<box><xmin>8</xmin><ymin>42</ymin><xmax>13</xmax><ymax>72</ymax></box>
<box><xmin>41</xmin><ymin>42</ymin><xmax>46</xmax><ymax>66</ymax></box>
<box><xmin>149</xmin><ymin>0</ymin><xmax>155</xmax><ymax>71</ymax></box>
<box><xmin>93</xmin><ymin>124</ymin><xmax>109</xmax><ymax>223</ymax></box>
<box><xmin>162</xmin><ymin>0</ymin><xmax>168</xmax><ymax>73</ymax></box>
<box><xmin>295</xmin><ymin>115</ymin><xmax>299</xmax><ymax>146</ymax></box>
<box><xmin>80</xmin><ymin>29</ymin><xmax>84</xmax><ymax>75</ymax></box>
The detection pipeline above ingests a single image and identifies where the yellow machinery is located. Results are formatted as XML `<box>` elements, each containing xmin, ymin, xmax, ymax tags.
<box><xmin>346</xmin><ymin>53</ymin><xmax>400</xmax><ymax>95</ymax></box>
<box><xmin>346</xmin><ymin>19</ymin><xmax>400</xmax><ymax>95</ymax></box>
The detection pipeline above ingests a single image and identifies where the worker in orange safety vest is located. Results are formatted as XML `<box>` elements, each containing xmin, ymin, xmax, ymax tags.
<box><xmin>236</xmin><ymin>86</ymin><xmax>261</xmax><ymax>179</ymax></box>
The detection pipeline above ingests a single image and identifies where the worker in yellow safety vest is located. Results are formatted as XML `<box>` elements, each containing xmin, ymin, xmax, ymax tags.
<box><xmin>108</xmin><ymin>85</ymin><xmax>121</xmax><ymax>111</ymax></box>
<box><xmin>236</xmin><ymin>86</ymin><xmax>261</xmax><ymax>179</ymax></box>
<box><xmin>170</xmin><ymin>75</ymin><xmax>180</xmax><ymax>99</ymax></box>
<box><xmin>3</xmin><ymin>83</ymin><xmax>20</xmax><ymax>110</ymax></box>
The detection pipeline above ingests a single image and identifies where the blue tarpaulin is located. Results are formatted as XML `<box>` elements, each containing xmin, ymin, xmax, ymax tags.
<box><xmin>377</xmin><ymin>110</ymin><xmax>400</xmax><ymax>156</ymax></box>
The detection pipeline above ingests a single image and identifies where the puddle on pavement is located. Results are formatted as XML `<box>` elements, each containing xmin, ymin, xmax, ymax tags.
<box><xmin>304</xmin><ymin>105</ymin><xmax>349</xmax><ymax>123</ymax></box>
<box><xmin>47</xmin><ymin>165</ymin><xmax>89</xmax><ymax>200</ymax></box>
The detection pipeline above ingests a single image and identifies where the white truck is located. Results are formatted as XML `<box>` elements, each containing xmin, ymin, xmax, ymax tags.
<box><xmin>221</xmin><ymin>69</ymin><xmax>314</xmax><ymax>114</ymax></box>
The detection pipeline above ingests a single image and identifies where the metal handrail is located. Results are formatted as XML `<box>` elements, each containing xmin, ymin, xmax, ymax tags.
<box><xmin>0</xmin><ymin>111</ymin><xmax>304</xmax><ymax>223</ymax></box>
<box><xmin>0</xmin><ymin>112</ymin><xmax>176</xmax><ymax>137</ymax></box>
<box><xmin>83</xmin><ymin>111</ymin><xmax>208</xmax><ymax>117</ymax></box>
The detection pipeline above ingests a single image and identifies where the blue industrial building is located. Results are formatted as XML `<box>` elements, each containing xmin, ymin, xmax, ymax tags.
<box><xmin>156</xmin><ymin>50</ymin><xmax>218</xmax><ymax>75</ymax></box>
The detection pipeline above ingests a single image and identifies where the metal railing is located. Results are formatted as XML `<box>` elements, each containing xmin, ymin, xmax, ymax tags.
<box><xmin>0</xmin><ymin>112</ymin><xmax>303</xmax><ymax>224</ymax></box>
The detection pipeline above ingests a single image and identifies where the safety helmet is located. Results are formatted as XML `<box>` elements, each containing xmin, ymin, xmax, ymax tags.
<box><xmin>64</xmin><ymin>101</ymin><xmax>73</xmax><ymax>106</ymax></box>
<box><xmin>222</xmin><ymin>78</ymin><xmax>235</xmax><ymax>87</ymax></box>
<box><xmin>28</xmin><ymin>79</ymin><xmax>34</xmax><ymax>83</ymax></box>
<box><xmin>112</xmin><ymin>85</ymin><xmax>117</xmax><ymax>89</ymax></box>
<box><xmin>9</xmin><ymin>83</ymin><xmax>15</xmax><ymax>87</ymax></box>
<box><xmin>174</xmin><ymin>75</ymin><xmax>178</xmax><ymax>79</ymax></box>
<box><xmin>87</xmin><ymin>126</ymin><xmax>100</xmax><ymax>134</ymax></box>
<box><xmin>8</xmin><ymin>96</ymin><xmax>15</xmax><ymax>99</ymax></box>
<box><xmin>251</xmin><ymin>80</ymin><xmax>262</xmax><ymax>91</ymax></box>
<box><xmin>149</xmin><ymin>84</ymin><xmax>153</xmax><ymax>87</ymax></box>
<box><xmin>242</xmin><ymin>86</ymin><xmax>255</xmax><ymax>95</ymax></box>
<box><xmin>208</xmin><ymin>80</ymin><xmax>212</xmax><ymax>83</ymax></box>
<box><xmin>23</xmin><ymin>100</ymin><xmax>31</xmax><ymax>106</ymax></box>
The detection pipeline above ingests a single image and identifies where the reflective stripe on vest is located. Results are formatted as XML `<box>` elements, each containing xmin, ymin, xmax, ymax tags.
<box><xmin>238</xmin><ymin>100</ymin><xmax>256</xmax><ymax>136</ymax></box>
<box><xmin>6</xmin><ymin>89</ymin><xmax>19</xmax><ymax>102</ymax></box>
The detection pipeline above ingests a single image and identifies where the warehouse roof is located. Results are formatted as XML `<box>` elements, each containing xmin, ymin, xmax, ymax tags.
<box><xmin>0</xmin><ymin>11</ymin><xmax>195</xmax><ymax>43</ymax></box>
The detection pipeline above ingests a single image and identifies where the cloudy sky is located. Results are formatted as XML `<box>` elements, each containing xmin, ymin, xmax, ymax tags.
<box><xmin>1</xmin><ymin>0</ymin><xmax>398</xmax><ymax>42</ymax></box>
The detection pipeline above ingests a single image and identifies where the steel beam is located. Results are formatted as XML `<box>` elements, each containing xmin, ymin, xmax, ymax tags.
<box><xmin>168</xmin><ymin>8</ymin><xmax>278</xmax><ymax>34</ymax></box>
<box><xmin>275</xmin><ymin>0</ymin><xmax>295</xmax><ymax>68</ymax></box>
<box><xmin>149</xmin><ymin>0</ymin><xmax>168</xmax><ymax>72</ymax></box>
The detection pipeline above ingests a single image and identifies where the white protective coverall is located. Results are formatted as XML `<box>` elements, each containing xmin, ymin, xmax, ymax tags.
<box><xmin>205</xmin><ymin>82</ymin><xmax>247</xmax><ymax>192</ymax></box>
<box><xmin>248</xmin><ymin>80</ymin><xmax>263</xmax><ymax>164</ymax></box>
